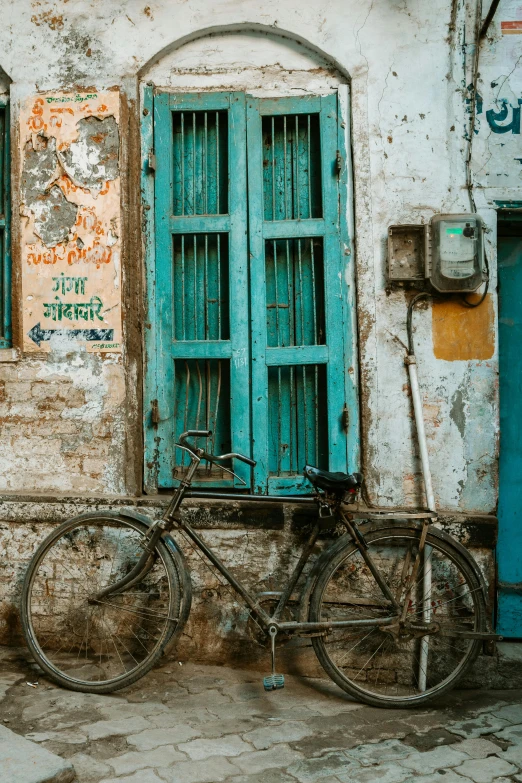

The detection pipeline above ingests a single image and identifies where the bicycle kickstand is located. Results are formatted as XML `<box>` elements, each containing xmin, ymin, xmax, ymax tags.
<box><xmin>263</xmin><ymin>626</ymin><xmax>285</xmax><ymax>692</ymax></box>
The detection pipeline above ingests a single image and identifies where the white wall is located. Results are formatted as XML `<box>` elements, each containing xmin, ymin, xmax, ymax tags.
<box><xmin>0</xmin><ymin>0</ymin><xmax>516</xmax><ymax>512</ymax></box>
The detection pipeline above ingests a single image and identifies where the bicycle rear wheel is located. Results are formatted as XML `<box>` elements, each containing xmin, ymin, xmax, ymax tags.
<box><xmin>310</xmin><ymin>525</ymin><xmax>486</xmax><ymax>707</ymax></box>
<box><xmin>21</xmin><ymin>514</ymin><xmax>181</xmax><ymax>693</ymax></box>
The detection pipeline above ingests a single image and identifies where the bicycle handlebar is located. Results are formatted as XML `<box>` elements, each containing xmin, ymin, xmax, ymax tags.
<box><xmin>178</xmin><ymin>431</ymin><xmax>256</xmax><ymax>467</ymax></box>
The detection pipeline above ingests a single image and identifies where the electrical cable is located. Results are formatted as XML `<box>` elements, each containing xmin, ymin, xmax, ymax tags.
<box><xmin>407</xmin><ymin>292</ymin><xmax>431</xmax><ymax>355</ymax></box>
<box><xmin>462</xmin><ymin>0</ymin><xmax>489</xmax><ymax>309</ymax></box>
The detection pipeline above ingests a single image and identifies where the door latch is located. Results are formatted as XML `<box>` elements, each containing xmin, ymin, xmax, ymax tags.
<box><xmin>336</xmin><ymin>150</ymin><xmax>343</xmax><ymax>175</ymax></box>
<box><xmin>151</xmin><ymin>399</ymin><xmax>160</xmax><ymax>427</ymax></box>
<box><xmin>147</xmin><ymin>152</ymin><xmax>156</xmax><ymax>172</ymax></box>
<box><xmin>342</xmin><ymin>404</ymin><xmax>350</xmax><ymax>432</ymax></box>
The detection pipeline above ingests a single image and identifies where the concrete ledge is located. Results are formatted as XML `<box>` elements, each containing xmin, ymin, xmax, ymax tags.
<box><xmin>0</xmin><ymin>724</ymin><xmax>75</xmax><ymax>783</ymax></box>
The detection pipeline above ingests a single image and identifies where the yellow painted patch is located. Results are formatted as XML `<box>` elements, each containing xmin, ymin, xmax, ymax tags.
<box><xmin>432</xmin><ymin>294</ymin><xmax>495</xmax><ymax>361</ymax></box>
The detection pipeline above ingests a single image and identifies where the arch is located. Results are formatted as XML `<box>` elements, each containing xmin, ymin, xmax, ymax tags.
<box><xmin>138</xmin><ymin>22</ymin><xmax>352</xmax><ymax>83</ymax></box>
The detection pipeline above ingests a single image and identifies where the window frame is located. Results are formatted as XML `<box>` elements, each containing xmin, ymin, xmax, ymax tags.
<box><xmin>144</xmin><ymin>89</ymin><xmax>251</xmax><ymax>490</ymax></box>
<box><xmin>142</xmin><ymin>87</ymin><xmax>360</xmax><ymax>494</ymax></box>
<box><xmin>247</xmin><ymin>94</ymin><xmax>354</xmax><ymax>494</ymax></box>
<box><xmin>0</xmin><ymin>96</ymin><xmax>11</xmax><ymax>349</ymax></box>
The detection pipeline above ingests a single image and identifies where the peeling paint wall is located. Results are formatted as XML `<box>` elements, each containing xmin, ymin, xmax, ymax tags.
<box><xmin>20</xmin><ymin>92</ymin><xmax>122</xmax><ymax>354</ymax></box>
<box><xmin>0</xmin><ymin>0</ymin><xmax>516</xmax><ymax>659</ymax></box>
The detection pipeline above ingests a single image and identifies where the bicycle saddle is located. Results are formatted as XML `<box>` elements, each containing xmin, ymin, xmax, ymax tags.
<box><xmin>304</xmin><ymin>465</ymin><xmax>363</xmax><ymax>494</ymax></box>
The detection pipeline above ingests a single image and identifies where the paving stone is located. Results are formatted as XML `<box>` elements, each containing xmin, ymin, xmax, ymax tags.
<box><xmin>232</xmin><ymin>743</ymin><xmax>305</xmax><ymax>775</ymax></box>
<box><xmin>493</xmin><ymin>722</ymin><xmax>522</xmax><ymax>744</ymax></box>
<box><xmin>450</xmin><ymin>737</ymin><xmax>502</xmax><ymax>758</ymax></box>
<box><xmin>177</xmin><ymin>734</ymin><xmax>252</xmax><ymax>760</ymax></box>
<box><xmin>454</xmin><ymin>756</ymin><xmax>517</xmax><ymax>783</ymax></box>
<box><xmin>83</xmin><ymin>716</ymin><xmax>150</xmax><ymax>740</ymax></box>
<box><xmin>345</xmin><ymin>738</ymin><xmax>417</xmax><ymax>766</ymax></box>
<box><xmin>68</xmin><ymin>753</ymin><xmax>112</xmax><ymax>782</ymax></box>
<box><xmin>337</xmin><ymin>761</ymin><xmax>411</xmax><ymax>783</ymax></box>
<box><xmin>492</xmin><ymin>703</ymin><xmax>522</xmax><ymax>724</ymax></box>
<box><xmin>25</xmin><ymin>729</ymin><xmax>88</xmax><ymax>745</ymax></box>
<box><xmin>401</xmin><ymin>773</ymin><xmax>469</xmax><ymax>783</ymax></box>
<box><xmin>227</xmin><ymin>771</ymin><xmax>303</xmax><ymax>783</ymax></box>
<box><xmin>127</xmin><ymin>725</ymin><xmax>201</xmax><ymax>750</ymax></box>
<box><xmin>242</xmin><ymin>719</ymin><xmax>313</xmax><ymax>749</ymax></box>
<box><xmin>100</xmin><ymin>771</ymin><xmax>164</xmax><ymax>783</ymax></box>
<box><xmin>0</xmin><ymin>724</ymin><xmax>75</xmax><ymax>783</ymax></box>
<box><xmin>497</xmin><ymin>744</ymin><xmax>522</xmax><ymax>766</ymax></box>
<box><xmin>105</xmin><ymin>745</ymin><xmax>186</xmax><ymax>775</ymax></box>
<box><xmin>447</xmin><ymin>713</ymin><xmax>510</xmax><ymax>739</ymax></box>
<box><xmin>197</xmin><ymin>716</ymin><xmax>267</xmax><ymax>738</ymax></box>
<box><xmin>150</xmin><ymin>711</ymin><xmax>213</xmax><ymax>729</ymax></box>
<box><xmin>154</xmin><ymin>755</ymin><xmax>240</xmax><ymax>782</ymax></box>
<box><xmin>286</xmin><ymin>750</ymin><xmax>360</xmax><ymax>782</ymax></box>
<box><xmin>96</xmin><ymin>701</ymin><xmax>169</xmax><ymax>720</ymax></box>
<box><xmin>398</xmin><ymin>745</ymin><xmax>469</xmax><ymax>774</ymax></box>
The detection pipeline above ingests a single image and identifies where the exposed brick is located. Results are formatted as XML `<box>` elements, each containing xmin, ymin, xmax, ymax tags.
<box><xmin>4</xmin><ymin>382</ymin><xmax>32</xmax><ymax>401</ymax></box>
<box><xmin>82</xmin><ymin>457</ymin><xmax>105</xmax><ymax>477</ymax></box>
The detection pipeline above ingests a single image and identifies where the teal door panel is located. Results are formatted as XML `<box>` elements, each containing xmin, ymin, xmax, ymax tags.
<box><xmin>247</xmin><ymin>94</ymin><xmax>356</xmax><ymax>494</ymax></box>
<box><xmin>143</xmin><ymin>90</ymin><xmax>359</xmax><ymax>494</ymax></box>
<box><xmin>498</xmin><ymin>230</ymin><xmax>522</xmax><ymax>636</ymax></box>
<box><xmin>151</xmin><ymin>91</ymin><xmax>250</xmax><ymax>488</ymax></box>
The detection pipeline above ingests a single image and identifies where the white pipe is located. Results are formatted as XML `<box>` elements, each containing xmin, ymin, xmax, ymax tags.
<box><xmin>406</xmin><ymin>357</ymin><xmax>435</xmax><ymax>512</ymax></box>
<box><xmin>406</xmin><ymin>355</ymin><xmax>435</xmax><ymax>692</ymax></box>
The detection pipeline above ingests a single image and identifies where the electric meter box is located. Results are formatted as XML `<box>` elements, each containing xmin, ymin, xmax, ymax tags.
<box><xmin>429</xmin><ymin>214</ymin><xmax>485</xmax><ymax>293</ymax></box>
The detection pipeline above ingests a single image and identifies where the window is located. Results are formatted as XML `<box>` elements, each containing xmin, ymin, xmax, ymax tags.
<box><xmin>0</xmin><ymin>99</ymin><xmax>10</xmax><ymax>348</ymax></box>
<box><xmin>145</xmin><ymin>90</ymin><xmax>357</xmax><ymax>494</ymax></box>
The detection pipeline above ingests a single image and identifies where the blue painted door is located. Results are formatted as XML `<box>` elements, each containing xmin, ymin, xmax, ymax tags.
<box><xmin>247</xmin><ymin>95</ymin><xmax>357</xmax><ymax>494</ymax></box>
<box><xmin>144</xmin><ymin>90</ymin><xmax>358</xmax><ymax>493</ymax></box>
<box><xmin>150</xmin><ymin>92</ymin><xmax>251</xmax><ymax>489</ymax></box>
<box><xmin>497</xmin><ymin>227</ymin><xmax>522</xmax><ymax>636</ymax></box>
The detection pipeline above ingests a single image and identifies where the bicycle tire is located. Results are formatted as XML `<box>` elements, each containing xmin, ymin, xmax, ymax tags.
<box><xmin>310</xmin><ymin>524</ymin><xmax>486</xmax><ymax>708</ymax></box>
<box><xmin>21</xmin><ymin>514</ymin><xmax>182</xmax><ymax>694</ymax></box>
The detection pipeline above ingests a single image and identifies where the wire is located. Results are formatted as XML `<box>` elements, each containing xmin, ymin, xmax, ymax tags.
<box><xmin>406</xmin><ymin>293</ymin><xmax>431</xmax><ymax>355</ymax></box>
<box><xmin>461</xmin><ymin>0</ymin><xmax>490</xmax><ymax>309</ymax></box>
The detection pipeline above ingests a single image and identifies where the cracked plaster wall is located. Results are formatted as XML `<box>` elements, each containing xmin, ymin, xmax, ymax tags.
<box><xmin>0</xmin><ymin>0</ymin><xmax>515</xmax><ymax>663</ymax></box>
<box><xmin>0</xmin><ymin>1</ymin><xmax>515</xmax><ymax>510</ymax></box>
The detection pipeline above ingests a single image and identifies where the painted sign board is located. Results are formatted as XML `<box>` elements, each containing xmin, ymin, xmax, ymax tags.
<box><xmin>20</xmin><ymin>91</ymin><xmax>121</xmax><ymax>353</ymax></box>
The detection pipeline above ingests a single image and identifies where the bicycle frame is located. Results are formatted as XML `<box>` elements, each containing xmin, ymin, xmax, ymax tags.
<box><xmin>94</xmin><ymin>447</ymin><xmax>401</xmax><ymax>636</ymax></box>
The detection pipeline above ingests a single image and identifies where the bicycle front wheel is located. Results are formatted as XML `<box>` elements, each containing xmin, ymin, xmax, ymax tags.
<box><xmin>21</xmin><ymin>514</ymin><xmax>181</xmax><ymax>693</ymax></box>
<box><xmin>310</xmin><ymin>525</ymin><xmax>486</xmax><ymax>707</ymax></box>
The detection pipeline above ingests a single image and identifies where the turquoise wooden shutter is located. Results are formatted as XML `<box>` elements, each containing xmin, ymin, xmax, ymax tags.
<box><xmin>151</xmin><ymin>92</ymin><xmax>250</xmax><ymax>488</ymax></box>
<box><xmin>247</xmin><ymin>94</ymin><xmax>352</xmax><ymax>494</ymax></box>
<box><xmin>0</xmin><ymin>99</ymin><xmax>10</xmax><ymax>348</ymax></box>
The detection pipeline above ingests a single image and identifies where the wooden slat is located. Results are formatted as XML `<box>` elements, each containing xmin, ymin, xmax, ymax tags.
<box><xmin>170</xmin><ymin>215</ymin><xmax>230</xmax><ymax>233</ymax></box>
<box><xmin>171</xmin><ymin>341</ymin><xmax>232</xmax><ymax>359</ymax></box>
<box><xmin>263</xmin><ymin>219</ymin><xmax>325</xmax><ymax>239</ymax></box>
<box><xmin>248</xmin><ymin>95</ymin><xmax>349</xmax><ymax>492</ymax></box>
<box><xmin>265</xmin><ymin>346</ymin><xmax>328</xmax><ymax>365</ymax></box>
<box><xmin>151</xmin><ymin>91</ymin><xmax>251</xmax><ymax>489</ymax></box>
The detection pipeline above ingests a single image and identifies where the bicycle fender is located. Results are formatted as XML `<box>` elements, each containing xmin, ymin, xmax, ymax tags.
<box><xmin>299</xmin><ymin>519</ymin><xmax>489</xmax><ymax>621</ymax></box>
<box><xmin>116</xmin><ymin>510</ymin><xmax>193</xmax><ymax>646</ymax></box>
<box><xmin>70</xmin><ymin>509</ymin><xmax>193</xmax><ymax>649</ymax></box>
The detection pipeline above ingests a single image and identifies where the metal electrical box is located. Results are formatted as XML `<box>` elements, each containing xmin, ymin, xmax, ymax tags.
<box><xmin>387</xmin><ymin>225</ymin><xmax>427</xmax><ymax>282</ymax></box>
<box><xmin>387</xmin><ymin>214</ymin><xmax>485</xmax><ymax>292</ymax></box>
<box><xmin>429</xmin><ymin>214</ymin><xmax>485</xmax><ymax>292</ymax></box>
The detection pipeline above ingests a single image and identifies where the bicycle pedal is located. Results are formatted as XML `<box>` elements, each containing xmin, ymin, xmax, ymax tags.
<box><xmin>263</xmin><ymin>673</ymin><xmax>285</xmax><ymax>691</ymax></box>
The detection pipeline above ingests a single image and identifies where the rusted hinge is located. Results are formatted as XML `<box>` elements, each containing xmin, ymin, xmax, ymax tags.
<box><xmin>151</xmin><ymin>399</ymin><xmax>160</xmax><ymax>427</ymax></box>
<box><xmin>336</xmin><ymin>150</ymin><xmax>343</xmax><ymax>176</ymax></box>
<box><xmin>342</xmin><ymin>404</ymin><xmax>350</xmax><ymax>432</ymax></box>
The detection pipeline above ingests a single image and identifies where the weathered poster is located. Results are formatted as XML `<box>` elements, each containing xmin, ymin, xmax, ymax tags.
<box><xmin>20</xmin><ymin>91</ymin><xmax>121</xmax><ymax>353</ymax></box>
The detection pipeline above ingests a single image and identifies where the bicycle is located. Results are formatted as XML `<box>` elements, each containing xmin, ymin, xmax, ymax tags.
<box><xmin>20</xmin><ymin>430</ymin><xmax>498</xmax><ymax>707</ymax></box>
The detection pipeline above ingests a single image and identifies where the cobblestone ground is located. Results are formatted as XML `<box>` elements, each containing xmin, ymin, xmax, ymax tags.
<box><xmin>1</xmin><ymin>645</ymin><xmax>522</xmax><ymax>783</ymax></box>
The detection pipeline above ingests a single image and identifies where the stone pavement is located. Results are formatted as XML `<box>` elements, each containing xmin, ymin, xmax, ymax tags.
<box><xmin>1</xmin><ymin>645</ymin><xmax>522</xmax><ymax>783</ymax></box>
